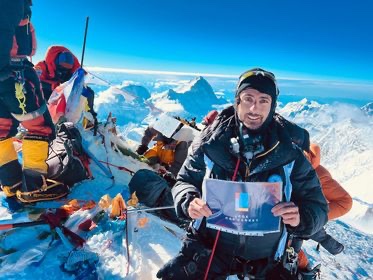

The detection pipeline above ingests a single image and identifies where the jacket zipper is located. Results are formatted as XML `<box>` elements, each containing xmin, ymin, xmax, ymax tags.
<box><xmin>244</xmin><ymin>141</ymin><xmax>280</xmax><ymax>179</ymax></box>
<box><xmin>242</xmin><ymin>140</ymin><xmax>280</xmax><ymax>257</ymax></box>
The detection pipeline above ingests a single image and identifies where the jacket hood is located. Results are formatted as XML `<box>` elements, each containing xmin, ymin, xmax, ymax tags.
<box><xmin>200</xmin><ymin>106</ymin><xmax>299</xmax><ymax>176</ymax></box>
<box><xmin>44</xmin><ymin>46</ymin><xmax>80</xmax><ymax>79</ymax></box>
<box><xmin>274</xmin><ymin>113</ymin><xmax>310</xmax><ymax>152</ymax></box>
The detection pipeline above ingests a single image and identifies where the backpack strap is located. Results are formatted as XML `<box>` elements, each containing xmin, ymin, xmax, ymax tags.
<box><xmin>192</xmin><ymin>154</ymin><xmax>214</xmax><ymax>231</ymax></box>
<box><xmin>203</xmin><ymin>154</ymin><xmax>214</xmax><ymax>178</ymax></box>
<box><xmin>274</xmin><ymin>160</ymin><xmax>295</xmax><ymax>261</ymax></box>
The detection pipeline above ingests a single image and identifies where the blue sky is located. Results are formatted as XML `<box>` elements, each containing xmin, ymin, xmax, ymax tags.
<box><xmin>32</xmin><ymin>0</ymin><xmax>373</xmax><ymax>83</ymax></box>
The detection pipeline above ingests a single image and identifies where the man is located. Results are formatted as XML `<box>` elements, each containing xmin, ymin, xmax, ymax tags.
<box><xmin>157</xmin><ymin>68</ymin><xmax>328</xmax><ymax>279</ymax></box>
<box><xmin>0</xmin><ymin>0</ymin><xmax>68</xmax><ymax>203</ymax></box>
<box><xmin>34</xmin><ymin>45</ymin><xmax>80</xmax><ymax>101</ymax></box>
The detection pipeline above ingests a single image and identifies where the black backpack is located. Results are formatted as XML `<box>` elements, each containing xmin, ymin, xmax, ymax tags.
<box><xmin>46</xmin><ymin>122</ymin><xmax>89</xmax><ymax>187</ymax></box>
<box><xmin>129</xmin><ymin>169</ymin><xmax>183</xmax><ymax>226</ymax></box>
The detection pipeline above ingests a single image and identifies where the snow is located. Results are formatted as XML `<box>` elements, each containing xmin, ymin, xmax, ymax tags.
<box><xmin>278</xmin><ymin>99</ymin><xmax>373</xmax><ymax>236</ymax></box>
<box><xmin>1</xmin><ymin>71</ymin><xmax>372</xmax><ymax>279</ymax></box>
<box><xmin>361</xmin><ymin>102</ymin><xmax>373</xmax><ymax>116</ymax></box>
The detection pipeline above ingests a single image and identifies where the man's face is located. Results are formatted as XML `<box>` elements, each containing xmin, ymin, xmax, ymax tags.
<box><xmin>237</xmin><ymin>88</ymin><xmax>272</xmax><ymax>130</ymax></box>
<box><xmin>55</xmin><ymin>66</ymin><xmax>72</xmax><ymax>82</ymax></box>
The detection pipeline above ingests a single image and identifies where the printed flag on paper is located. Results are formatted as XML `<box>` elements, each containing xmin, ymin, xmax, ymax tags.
<box><xmin>203</xmin><ymin>178</ymin><xmax>282</xmax><ymax>236</ymax></box>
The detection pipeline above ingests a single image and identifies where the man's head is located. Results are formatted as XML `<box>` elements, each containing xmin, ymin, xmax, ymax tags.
<box><xmin>235</xmin><ymin>68</ymin><xmax>279</xmax><ymax>133</ymax></box>
<box><xmin>54</xmin><ymin>51</ymin><xmax>74</xmax><ymax>81</ymax></box>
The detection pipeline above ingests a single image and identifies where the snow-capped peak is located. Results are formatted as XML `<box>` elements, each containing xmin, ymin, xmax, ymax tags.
<box><xmin>160</xmin><ymin>76</ymin><xmax>225</xmax><ymax>120</ymax></box>
<box><xmin>361</xmin><ymin>102</ymin><xmax>373</xmax><ymax>116</ymax></box>
<box><xmin>278</xmin><ymin>98</ymin><xmax>322</xmax><ymax>119</ymax></box>
<box><xmin>173</xmin><ymin>76</ymin><xmax>212</xmax><ymax>94</ymax></box>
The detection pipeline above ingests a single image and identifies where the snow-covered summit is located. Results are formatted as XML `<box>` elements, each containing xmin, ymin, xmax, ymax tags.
<box><xmin>361</xmin><ymin>102</ymin><xmax>373</xmax><ymax>116</ymax></box>
<box><xmin>279</xmin><ymin>98</ymin><xmax>322</xmax><ymax>118</ymax></box>
<box><xmin>278</xmin><ymin>99</ymin><xmax>330</xmax><ymax>135</ymax></box>
<box><xmin>165</xmin><ymin>76</ymin><xmax>225</xmax><ymax>120</ymax></box>
<box><xmin>172</xmin><ymin>76</ymin><xmax>213</xmax><ymax>94</ymax></box>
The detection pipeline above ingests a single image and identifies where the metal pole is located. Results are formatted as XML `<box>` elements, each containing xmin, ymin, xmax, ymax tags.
<box><xmin>127</xmin><ymin>205</ymin><xmax>174</xmax><ymax>214</ymax></box>
<box><xmin>80</xmin><ymin>16</ymin><xmax>89</xmax><ymax>67</ymax></box>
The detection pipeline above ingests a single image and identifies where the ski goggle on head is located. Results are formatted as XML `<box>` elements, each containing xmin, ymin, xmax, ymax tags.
<box><xmin>236</xmin><ymin>68</ymin><xmax>279</xmax><ymax>97</ymax></box>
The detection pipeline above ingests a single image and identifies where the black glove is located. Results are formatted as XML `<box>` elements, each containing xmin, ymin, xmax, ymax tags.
<box><xmin>156</xmin><ymin>253</ymin><xmax>198</xmax><ymax>280</ymax></box>
<box><xmin>136</xmin><ymin>144</ymin><xmax>148</xmax><ymax>155</ymax></box>
<box><xmin>157</xmin><ymin>240</ymin><xmax>211</xmax><ymax>279</ymax></box>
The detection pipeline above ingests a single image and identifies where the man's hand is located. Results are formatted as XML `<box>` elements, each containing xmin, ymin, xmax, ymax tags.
<box><xmin>271</xmin><ymin>202</ymin><xmax>300</xmax><ymax>227</ymax></box>
<box><xmin>188</xmin><ymin>198</ymin><xmax>212</xmax><ymax>219</ymax></box>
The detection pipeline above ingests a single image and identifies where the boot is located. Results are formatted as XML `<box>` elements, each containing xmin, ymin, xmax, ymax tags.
<box><xmin>16</xmin><ymin>139</ymin><xmax>69</xmax><ymax>203</ymax></box>
<box><xmin>320</xmin><ymin>235</ymin><xmax>344</xmax><ymax>255</ymax></box>
<box><xmin>22</xmin><ymin>139</ymin><xmax>49</xmax><ymax>176</ymax></box>
<box><xmin>2</xmin><ymin>180</ymin><xmax>22</xmax><ymax>198</ymax></box>
<box><xmin>156</xmin><ymin>239</ymin><xmax>211</xmax><ymax>280</ymax></box>
<box><xmin>311</xmin><ymin>228</ymin><xmax>344</xmax><ymax>255</ymax></box>
<box><xmin>0</xmin><ymin>138</ymin><xmax>22</xmax><ymax>197</ymax></box>
<box><xmin>16</xmin><ymin>169</ymin><xmax>69</xmax><ymax>203</ymax></box>
<box><xmin>156</xmin><ymin>253</ymin><xmax>200</xmax><ymax>280</ymax></box>
<box><xmin>298</xmin><ymin>264</ymin><xmax>321</xmax><ymax>280</ymax></box>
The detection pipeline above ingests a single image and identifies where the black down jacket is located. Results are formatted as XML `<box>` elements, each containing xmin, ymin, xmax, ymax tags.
<box><xmin>172</xmin><ymin>106</ymin><xmax>328</xmax><ymax>260</ymax></box>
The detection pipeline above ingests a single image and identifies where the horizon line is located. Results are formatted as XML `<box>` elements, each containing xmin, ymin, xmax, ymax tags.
<box><xmin>85</xmin><ymin>66</ymin><xmax>373</xmax><ymax>86</ymax></box>
<box><xmin>86</xmin><ymin>66</ymin><xmax>237</xmax><ymax>78</ymax></box>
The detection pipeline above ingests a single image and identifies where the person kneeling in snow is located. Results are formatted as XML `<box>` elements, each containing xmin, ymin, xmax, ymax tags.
<box><xmin>130</xmin><ymin>115</ymin><xmax>216</xmax><ymax>226</ymax></box>
<box><xmin>131</xmin><ymin>125</ymin><xmax>190</xmax><ymax>225</ymax></box>
<box><xmin>136</xmin><ymin>125</ymin><xmax>190</xmax><ymax>179</ymax></box>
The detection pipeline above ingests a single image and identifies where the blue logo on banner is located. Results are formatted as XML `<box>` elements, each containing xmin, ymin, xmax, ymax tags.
<box><xmin>235</xmin><ymin>192</ymin><xmax>250</xmax><ymax>211</ymax></box>
<box><xmin>268</xmin><ymin>174</ymin><xmax>282</xmax><ymax>183</ymax></box>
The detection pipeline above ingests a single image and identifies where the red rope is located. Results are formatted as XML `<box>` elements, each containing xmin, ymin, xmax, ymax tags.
<box><xmin>204</xmin><ymin>158</ymin><xmax>241</xmax><ymax>280</ymax></box>
<box><xmin>98</xmin><ymin>160</ymin><xmax>135</xmax><ymax>175</ymax></box>
<box><xmin>203</xmin><ymin>230</ymin><xmax>220</xmax><ymax>280</ymax></box>
<box><xmin>232</xmin><ymin>158</ymin><xmax>241</xmax><ymax>182</ymax></box>
<box><xmin>79</xmin><ymin>154</ymin><xmax>93</xmax><ymax>178</ymax></box>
